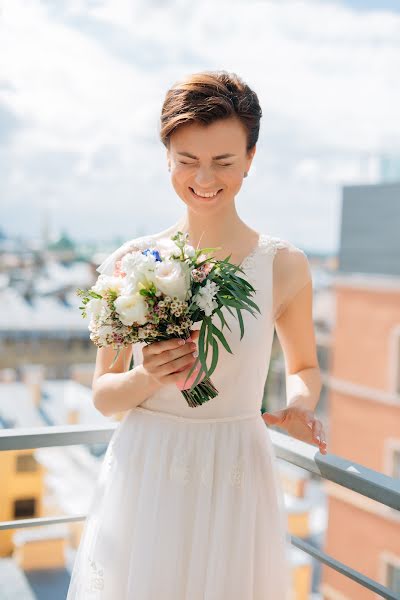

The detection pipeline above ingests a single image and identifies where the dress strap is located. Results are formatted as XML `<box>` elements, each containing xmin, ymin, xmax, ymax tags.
<box><xmin>240</xmin><ymin>234</ymin><xmax>287</xmax><ymax>279</ymax></box>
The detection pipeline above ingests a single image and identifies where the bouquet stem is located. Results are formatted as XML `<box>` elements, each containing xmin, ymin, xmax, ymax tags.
<box><xmin>174</xmin><ymin>331</ymin><xmax>219</xmax><ymax>408</ymax></box>
<box><xmin>180</xmin><ymin>377</ymin><xmax>219</xmax><ymax>408</ymax></box>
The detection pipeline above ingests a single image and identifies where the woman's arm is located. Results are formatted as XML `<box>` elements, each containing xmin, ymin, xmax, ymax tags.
<box><xmin>264</xmin><ymin>243</ymin><xmax>327</xmax><ymax>454</ymax></box>
<box><xmin>92</xmin><ymin>345</ymin><xmax>161</xmax><ymax>417</ymax></box>
<box><xmin>274</xmin><ymin>277</ymin><xmax>323</xmax><ymax>412</ymax></box>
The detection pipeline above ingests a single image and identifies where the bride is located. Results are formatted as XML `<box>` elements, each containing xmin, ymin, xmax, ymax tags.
<box><xmin>67</xmin><ymin>69</ymin><xmax>327</xmax><ymax>599</ymax></box>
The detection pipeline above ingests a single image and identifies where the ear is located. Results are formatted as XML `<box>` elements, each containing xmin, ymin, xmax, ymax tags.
<box><xmin>246</xmin><ymin>144</ymin><xmax>256</xmax><ymax>167</ymax></box>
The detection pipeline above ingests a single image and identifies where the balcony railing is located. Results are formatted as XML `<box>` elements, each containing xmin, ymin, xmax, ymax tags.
<box><xmin>1</xmin><ymin>422</ymin><xmax>400</xmax><ymax>599</ymax></box>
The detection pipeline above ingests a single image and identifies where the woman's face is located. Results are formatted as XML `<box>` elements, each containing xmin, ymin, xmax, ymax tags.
<box><xmin>166</xmin><ymin>116</ymin><xmax>256</xmax><ymax>214</ymax></box>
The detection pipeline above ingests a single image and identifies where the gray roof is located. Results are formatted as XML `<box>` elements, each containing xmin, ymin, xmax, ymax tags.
<box><xmin>0</xmin><ymin>288</ymin><xmax>89</xmax><ymax>332</ymax></box>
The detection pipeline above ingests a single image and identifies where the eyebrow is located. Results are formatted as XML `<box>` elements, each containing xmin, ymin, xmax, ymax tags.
<box><xmin>176</xmin><ymin>151</ymin><xmax>237</xmax><ymax>160</ymax></box>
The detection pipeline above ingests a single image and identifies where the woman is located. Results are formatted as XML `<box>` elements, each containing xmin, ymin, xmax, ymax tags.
<box><xmin>67</xmin><ymin>70</ymin><xmax>327</xmax><ymax>599</ymax></box>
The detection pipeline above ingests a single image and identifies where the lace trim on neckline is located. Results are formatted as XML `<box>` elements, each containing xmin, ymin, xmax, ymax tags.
<box><xmin>239</xmin><ymin>234</ymin><xmax>286</xmax><ymax>275</ymax></box>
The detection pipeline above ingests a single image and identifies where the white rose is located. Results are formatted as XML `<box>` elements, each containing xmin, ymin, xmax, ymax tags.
<box><xmin>114</xmin><ymin>293</ymin><xmax>148</xmax><ymax>326</ymax></box>
<box><xmin>150</xmin><ymin>259</ymin><xmax>191</xmax><ymax>301</ymax></box>
<box><xmin>92</xmin><ymin>274</ymin><xmax>123</xmax><ymax>295</ymax></box>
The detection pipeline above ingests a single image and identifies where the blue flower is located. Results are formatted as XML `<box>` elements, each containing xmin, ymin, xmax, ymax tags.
<box><xmin>142</xmin><ymin>249</ymin><xmax>162</xmax><ymax>262</ymax></box>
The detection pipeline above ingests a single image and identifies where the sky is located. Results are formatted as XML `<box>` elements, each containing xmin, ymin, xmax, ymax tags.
<box><xmin>1</xmin><ymin>0</ymin><xmax>399</xmax><ymax>253</ymax></box>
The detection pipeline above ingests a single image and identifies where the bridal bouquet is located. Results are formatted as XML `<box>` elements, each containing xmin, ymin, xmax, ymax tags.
<box><xmin>76</xmin><ymin>231</ymin><xmax>260</xmax><ymax>408</ymax></box>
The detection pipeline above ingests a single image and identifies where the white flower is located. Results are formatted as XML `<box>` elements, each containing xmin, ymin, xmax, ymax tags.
<box><xmin>120</xmin><ymin>252</ymin><xmax>141</xmax><ymax>275</ymax></box>
<box><xmin>155</xmin><ymin>237</ymin><xmax>179</xmax><ymax>258</ymax></box>
<box><xmin>120</xmin><ymin>278</ymin><xmax>139</xmax><ymax>296</ymax></box>
<box><xmin>193</xmin><ymin>280</ymin><xmax>220</xmax><ymax>317</ymax></box>
<box><xmin>121</xmin><ymin>251</ymin><xmax>155</xmax><ymax>278</ymax></box>
<box><xmin>85</xmin><ymin>298</ymin><xmax>104</xmax><ymax>318</ymax></box>
<box><xmin>92</xmin><ymin>274</ymin><xmax>123</xmax><ymax>295</ymax></box>
<box><xmin>184</xmin><ymin>245</ymin><xmax>196</xmax><ymax>258</ymax></box>
<box><xmin>151</xmin><ymin>259</ymin><xmax>191</xmax><ymax>301</ymax></box>
<box><xmin>97</xmin><ymin>323</ymin><xmax>114</xmax><ymax>339</ymax></box>
<box><xmin>133</xmin><ymin>237</ymin><xmax>154</xmax><ymax>251</ymax></box>
<box><xmin>114</xmin><ymin>293</ymin><xmax>148</xmax><ymax>326</ymax></box>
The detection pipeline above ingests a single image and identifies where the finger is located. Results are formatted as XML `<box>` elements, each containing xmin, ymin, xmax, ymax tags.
<box><xmin>189</xmin><ymin>330</ymin><xmax>200</xmax><ymax>342</ymax></box>
<box><xmin>312</xmin><ymin>419</ymin><xmax>322</xmax><ymax>443</ymax></box>
<box><xmin>319</xmin><ymin>427</ymin><xmax>328</xmax><ymax>452</ymax></box>
<box><xmin>263</xmin><ymin>412</ymin><xmax>278</xmax><ymax>424</ymax></box>
<box><xmin>147</xmin><ymin>337</ymin><xmax>185</xmax><ymax>355</ymax></box>
<box><xmin>312</xmin><ymin>421</ymin><xmax>328</xmax><ymax>453</ymax></box>
<box><xmin>298</xmin><ymin>409</ymin><xmax>315</xmax><ymax>428</ymax></box>
<box><xmin>263</xmin><ymin>409</ymin><xmax>286</xmax><ymax>425</ymax></box>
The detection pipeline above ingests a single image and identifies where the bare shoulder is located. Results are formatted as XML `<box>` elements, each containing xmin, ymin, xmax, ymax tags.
<box><xmin>270</xmin><ymin>237</ymin><xmax>312</xmax><ymax>290</ymax></box>
<box><xmin>268</xmin><ymin>236</ymin><xmax>310</xmax><ymax>271</ymax></box>
<box><xmin>271</xmin><ymin>237</ymin><xmax>313</xmax><ymax>321</ymax></box>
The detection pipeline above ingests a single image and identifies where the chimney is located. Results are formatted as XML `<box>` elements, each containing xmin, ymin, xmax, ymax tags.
<box><xmin>21</xmin><ymin>364</ymin><xmax>45</xmax><ymax>408</ymax></box>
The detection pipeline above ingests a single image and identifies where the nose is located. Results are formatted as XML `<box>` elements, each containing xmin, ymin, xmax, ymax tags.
<box><xmin>194</xmin><ymin>166</ymin><xmax>217</xmax><ymax>188</ymax></box>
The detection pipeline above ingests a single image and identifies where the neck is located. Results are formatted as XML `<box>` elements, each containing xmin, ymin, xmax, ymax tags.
<box><xmin>174</xmin><ymin>207</ymin><xmax>249</xmax><ymax>251</ymax></box>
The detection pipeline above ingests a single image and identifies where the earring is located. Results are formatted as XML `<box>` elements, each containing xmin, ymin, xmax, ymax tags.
<box><xmin>244</xmin><ymin>171</ymin><xmax>248</xmax><ymax>177</ymax></box>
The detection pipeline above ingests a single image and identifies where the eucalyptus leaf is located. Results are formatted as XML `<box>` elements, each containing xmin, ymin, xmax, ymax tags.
<box><xmin>218</xmin><ymin>297</ymin><xmax>236</xmax><ymax>318</ymax></box>
<box><xmin>236</xmin><ymin>307</ymin><xmax>245</xmax><ymax>339</ymax></box>
<box><xmin>208</xmin><ymin>336</ymin><xmax>219</xmax><ymax>378</ymax></box>
<box><xmin>215</xmin><ymin>307</ymin><xmax>231</xmax><ymax>332</ymax></box>
<box><xmin>211</xmin><ymin>324</ymin><xmax>233</xmax><ymax>354</ymax></box>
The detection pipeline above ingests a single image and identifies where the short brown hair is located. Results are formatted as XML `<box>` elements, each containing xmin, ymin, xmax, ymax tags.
<box><xmin>159</xmin><ymin>70</ymin><xmax>262</xmax><ymax>154</ymax></box>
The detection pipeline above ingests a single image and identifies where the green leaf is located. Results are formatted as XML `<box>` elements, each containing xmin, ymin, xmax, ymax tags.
<box><xmin>219</xmin><ymin>297</ymin><xmax>243</xmax><ymax>309</ymax></box>
<box><xmin>191</xmin><ymin>356</ymin><xmax>208</xmax><ymax>388</ymax></box>
<box><xmin>208</xmin><ymin>336</ymin><xmax>219</xmax><ymax>378</ymax></box>
<box><xmin>236</xmin><ymin>307</ymin><xmax>245</xmax><ymax>339</ymax></box>
<box><xmin>207</xmin><ymin>318</ymin><xmax>214</xmax><ymax>349</ymax></box>
<box><xmin>198</xmin><ymin>319</ymin><xmax>208</xmax><ymax>374</ymax></box>
<box><xmin>211</xmin><ymin>324</ymin><xmax>233</xmax><ymax>354</ymax></box>
<box><xmin>88</xmin><ymin>290</ymin><xmax>102</xmax><ymax>299</ymax></box>
<box><xmin>215</xmin><ymin>307</ymin><xmax>231</xmax><ymax>332</ymax></box>
<box><xmin>218</xmin><ymin>296</ymin><xmax>236</xmax><ymax>318</ymax></box>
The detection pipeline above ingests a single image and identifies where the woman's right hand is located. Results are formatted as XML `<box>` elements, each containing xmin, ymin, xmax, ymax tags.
<box><xmin>142</xmin><ymin>331</ymin><xmax>200</xmax><ymax>388</ymax></box>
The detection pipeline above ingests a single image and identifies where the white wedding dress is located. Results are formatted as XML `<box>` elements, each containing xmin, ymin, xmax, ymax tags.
<box><xmin>66</xmin><ymin>220</ymin><xmax>311</xmax><ymax>600</ymax></box>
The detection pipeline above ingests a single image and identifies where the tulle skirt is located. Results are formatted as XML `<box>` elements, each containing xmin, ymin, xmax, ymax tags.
<box><xmin>66</xmin><ymin>406</ymin><xmax>291</xmax><ymax>600</ymax></box>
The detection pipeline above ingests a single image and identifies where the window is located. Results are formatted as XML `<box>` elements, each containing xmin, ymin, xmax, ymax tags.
<box><xmin>383</xmin><ymin>442</ymin><xmax>400</xmax><ymax>517</ymax></box>
<box><xmin>393</xmin><ymin>449</ymin><xmax>400</xmax><ymax>480</ymax></box>
<box><xmin>13</xmin><ymin>498</ymin><xmax>36</xmax><ymax>519</ymax></box>
<box><xmin>387</xmin><ymin>562</ymin><xmax>400</xmax><ymax>596</ymax></box>
<box><xmin>15</xmin><ymin>454</ymin><xmax>38</xmax><ymax>473</ymax></box>
<box><xmin>389</xmin><ymin>326</ymin><xmax>400</xmax><ymax>395</ymax></box>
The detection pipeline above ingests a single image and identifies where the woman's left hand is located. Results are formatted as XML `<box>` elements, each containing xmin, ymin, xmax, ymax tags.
<box><xmin>262</xmin><ymin>406</ymin><xmax>327</xmax><ymax>455</ymax></box>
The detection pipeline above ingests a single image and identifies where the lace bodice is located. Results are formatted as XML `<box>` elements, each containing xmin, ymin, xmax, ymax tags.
<box><xmin>96</xmin><ymin>221</ymin><xmax>312</xmax><ymax>419</ymax></box>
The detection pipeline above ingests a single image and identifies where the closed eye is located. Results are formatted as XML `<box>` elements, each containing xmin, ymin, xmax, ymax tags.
<box><xmin>178</xmin><ymin>161</ymin><xmax>233</xmax><ymax>167</ymax></box>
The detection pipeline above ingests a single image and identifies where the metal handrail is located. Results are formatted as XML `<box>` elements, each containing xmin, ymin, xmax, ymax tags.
<box><xmin>1</xmin><ymin>423</ymin><xmax>399</xmax><ymax>599</ymax></box>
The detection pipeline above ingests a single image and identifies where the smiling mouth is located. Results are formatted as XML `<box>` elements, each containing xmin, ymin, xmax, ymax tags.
<box><xmin>189</xmin><ymin>187</ymin><xmax>223</xmax><ymax>200</ymax></box>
